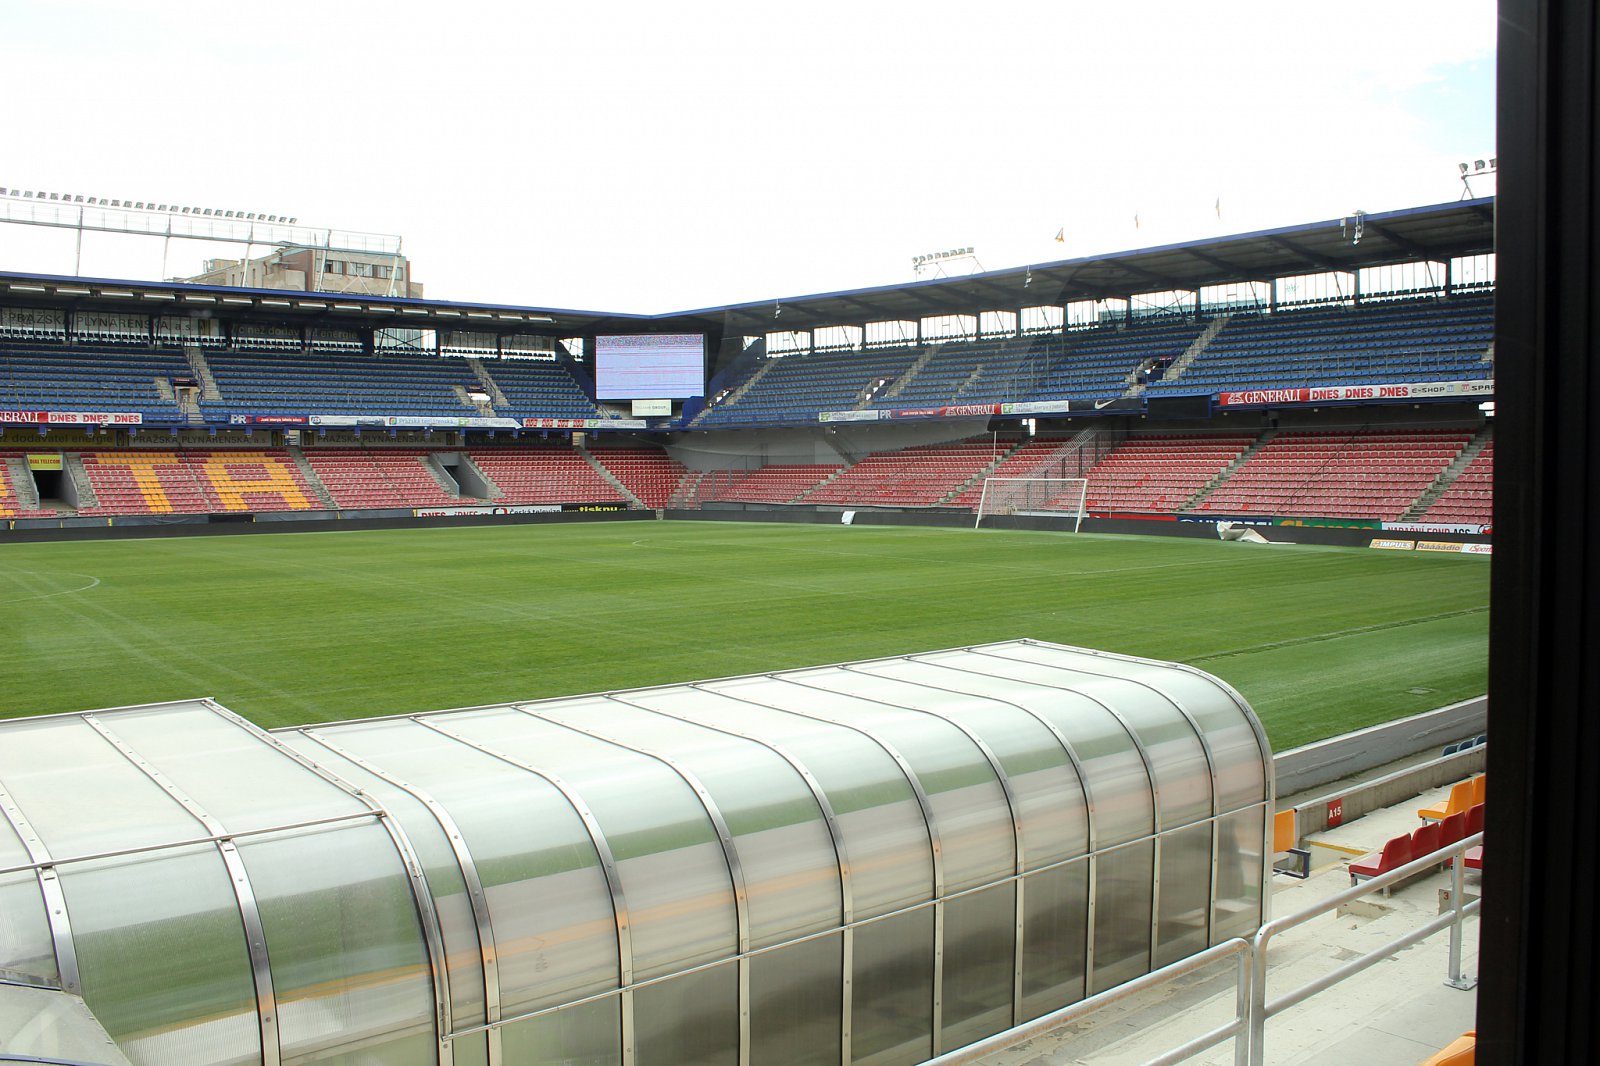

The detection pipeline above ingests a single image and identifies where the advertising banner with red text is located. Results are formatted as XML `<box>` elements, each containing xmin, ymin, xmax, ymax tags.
<box><xmin>1217</xmin><ymin>379</ymin><xmax>1492</xmax><ymax>408</ymax></box>
<box><xmin>0</xmin><ymin>410</ymin><xmax>143</xmax><ymax>425</ymax></box>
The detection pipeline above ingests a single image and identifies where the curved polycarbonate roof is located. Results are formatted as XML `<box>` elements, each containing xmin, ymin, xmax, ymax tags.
<box><xmin>0</xmin><ymin>640</ymin><xmax>1272</xmax><ymax>1066</ymax></box>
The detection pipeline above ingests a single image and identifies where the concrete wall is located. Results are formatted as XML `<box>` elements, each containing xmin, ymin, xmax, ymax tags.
<box><xmin>1274</xmin><ymin>696</ymin><xmax>1488</xmax><ymax>797</ymax></box>
<box><xmin>0</xmin><ymin>508</ymin><xmax>652</xmax><ymax>543</ymax></box>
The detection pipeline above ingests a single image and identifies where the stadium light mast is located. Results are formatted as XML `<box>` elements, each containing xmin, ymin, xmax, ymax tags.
<box><xmin>0</xmin><ymin>185</ymin><xmax>401</xmax><ymax>282</ymax></box>
<box><xmin>911</xmin><ymin>245</ymin><xmax>983</xmax><ymax>279</ymax></box>
<box><xmin>1457</xmin><ymin>158</ymin><xmax>1497</xmax><ymax>200</ymax></box>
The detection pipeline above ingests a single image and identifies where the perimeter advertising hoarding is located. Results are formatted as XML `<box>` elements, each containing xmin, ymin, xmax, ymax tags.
<box><xmin>1417</xmin><ymin>540</ymin><xmax>1494</xmax><ymax>554</ymax></box>
<box><xmin>1382</xmin><ymin>521</ymin><xmax>1490</xmax><ymax>535</ymax></box>
<box><xmin>1275</xmin><ymin>516</ymin><xmax>1383</xmax><ymax>530</ymax></box>
<box><xmin>818</xmin><ymin>410</ymin><xmax>882</xmax><ymax>423</ymax></box>
<box><xmin>1217</xmin><ymin>379</ymin><xmax>1493</xmax><ymax>408</ymax></box>
<box><xmin>307</xmin><ymin>415</ymin><xmax>525</xmax><ymax>430</ymax></box>
<box><xmin>818</xmin><ymin>400</ymin><xmax>1076</xmax><ymax>423</ymax></box>
<box><xmin>523</xmin><ymin>418</ymin><xmax>650</xmax><ymax>430</ymax></box>
<box><xmin>0</xmin><ymin>410</ymin><xmax>142</xmax><ymax>425</ymax></box>
<box><xmin>414</xmin><ymin>502</ymin><xmax>630</xmax><ymax>518</ymax></box>
<box><xmin>230</xmin><ymin>415</ymin><xmax>309</xmax><ymax>425</ymax></box>
<box><xmin>416</xmin><ymin>505</ymin><xmax>563</xmax><ymax>517</ymax></box>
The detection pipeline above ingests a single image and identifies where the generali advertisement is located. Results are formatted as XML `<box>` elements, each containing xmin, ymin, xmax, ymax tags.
<box><xmin>0</xmin><ymin>410</ymin><xmax>143</xmax><ymax>425</ymax></box>
<box><xmin>1217</xmin><ymin>379</ymin><xmax>1493</xmax><ymax>408</ymax></box>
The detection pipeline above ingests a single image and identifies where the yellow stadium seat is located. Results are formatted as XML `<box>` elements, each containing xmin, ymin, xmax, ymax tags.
<box><xmin>1419</xmin><ymin>780</ymin><xmax>1473</xmax><ymax>822</ymax></box>
<box><xmin>1417</xmin><ymin>1030</ymin><xmax>1475</xmax><ymax>1066</ymax></box>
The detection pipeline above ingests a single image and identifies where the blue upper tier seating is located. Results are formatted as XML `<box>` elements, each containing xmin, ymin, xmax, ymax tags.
<box><xmin>1029</xmin><ymin>319</ymin><xmax>1205</xmax><ymax>400</ymax></box>
<box><xmin>869</xmin><ymin>338</ymin><xmax>1034</xmax><ymax>408</ymax></box>
<box><xmin>696</xmin><ymin>345</ymin><xmax>925</xmax><ymax>426</ymax></box>
<box><xmin>1144</xmin><ymin>295</ymin><xmax>1494</xmax><ymax>396</ymax></box>
<box><xmin>479</xmin><ymin>358</ymin><xmax>601</xmax><ymax>420</ymax></box>
<box><xmin>204</xmin><ymin>351</ymin><xmax>462</xmax><ymax>418</ymax></box>
<box><xmin>200</xmin><ymin>351</ymin><xmax>598</xmax><ymax>421</ymax></box>
<box><xmin>0</xmin><ymin>345</ymin><xmax>188</xmax><ymax>419</ymax></box>
<box><xmin>695</xmin><ymin>319</ymin><xmax>1207</xmax><ymax>426</ymax></box>
<box><xmin>1</xmin><ymin>293</ymin><xmax>1494</xmax><ymax>428</ymax></box>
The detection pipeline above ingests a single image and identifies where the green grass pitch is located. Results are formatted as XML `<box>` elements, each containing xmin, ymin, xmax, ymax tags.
<box><xmin>0</xmin><ymin>520</ymin><xmax>1489</xmax><ymax>751</ymax></box>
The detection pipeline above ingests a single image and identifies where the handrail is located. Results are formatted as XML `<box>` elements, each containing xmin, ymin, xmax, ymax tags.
<box><xmin>1247</xmin><ymin>830</ymin><xmax>1482</xmax><ymax>1066</ymax></box>
<box><xmin>925</xmin><ymin>831</ymin><xmax>1482</xmax><ymax>1066</ymax></box>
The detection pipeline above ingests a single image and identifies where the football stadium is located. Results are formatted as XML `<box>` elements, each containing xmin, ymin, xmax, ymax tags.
<box><xmin>13</xmin><ymin>3</ymin><xmax>1597</xmax><ymax>1064</ymax></box>
<box><xmin>0</xmin><ymin>194</ymin><xmax>1497</xmax><ymax>1065</ymax></box>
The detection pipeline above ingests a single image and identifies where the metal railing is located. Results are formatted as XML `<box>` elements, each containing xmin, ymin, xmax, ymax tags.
<box><xmin>927</xmin><ymin>831</ymin><xmax>1482</xmax><ymax>1066</ymax></box>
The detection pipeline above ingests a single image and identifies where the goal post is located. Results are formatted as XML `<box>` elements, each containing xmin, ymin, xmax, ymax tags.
<box><xmin>974</xmin><ymin>477</ymin><xmax>1089</xmax><ymax>531</ymax></box>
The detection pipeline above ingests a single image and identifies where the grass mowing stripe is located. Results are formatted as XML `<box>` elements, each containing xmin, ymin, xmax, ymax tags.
<box><xmin>0</xmin><ymin>521</ymin><xmax>1488</xmax><ymax>750</ymax></box>
<box><xmin>1182</xmin><ymin>605</ymin><xmax>1491</xmax><ymax>663</ymax></box>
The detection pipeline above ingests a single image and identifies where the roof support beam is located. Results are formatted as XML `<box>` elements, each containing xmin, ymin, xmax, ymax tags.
<box><xmin>1362</xmin><ymin>222</ymin><xmax>1434</xmax><ymax>261</ymax></box>
<box><xmin>1266</xmin><ymin>235</ymin><xmax>1348</xmax><ymax>273</ymax></box>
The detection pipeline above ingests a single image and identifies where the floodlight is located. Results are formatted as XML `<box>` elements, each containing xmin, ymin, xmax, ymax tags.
<box><xmin>1458</xmin><ymin>162</ymin><xmax>1469</xmax><ymax>174</ymax></box>
<box><xmin>1474</xmin><ymin>159</ymin><xmax>1486</xmax><ymax>171</ymax></box>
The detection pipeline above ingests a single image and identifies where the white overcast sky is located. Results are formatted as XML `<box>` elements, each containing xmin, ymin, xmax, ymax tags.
<box><xmin>0</xmin><ymin>1</ymin><xmax>1495</xmax><ymax>315</ymax></box>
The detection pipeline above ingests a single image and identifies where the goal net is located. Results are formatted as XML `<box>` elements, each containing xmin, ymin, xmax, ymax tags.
<box><xmin>974</xmin><ymin>477</ymin><xmax>1089</xmax><ymax>531</ymax></box>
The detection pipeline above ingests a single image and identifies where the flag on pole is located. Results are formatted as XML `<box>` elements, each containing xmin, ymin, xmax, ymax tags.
<box><xmin>1215</xmin><ymin>197</ymin><xmax>1222</xmax><ymax>219</ymax></box>
<box><xmin>1053</xmin><ymin>227</ymin><xmax>1065</xmax><ymax>243</ymax></box>
<box><xmin>1133</xmin><ymin>214</ymin><xmax>1140</xmax><ymax>229</ymax></box>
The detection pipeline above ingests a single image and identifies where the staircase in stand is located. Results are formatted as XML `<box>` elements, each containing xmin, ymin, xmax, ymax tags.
<box><xmin>1132</xmin><ymin>315</ymin><xmax>1230</xmax><ymax>394</ymax></box>
<box><xmin>452</xmin><ymin>384</ymin><xmax>495</xmax><ymax>416</ymax></box>
<box><xmin>3</xmin><ymin>457</ymin><xmax>43</xmax><ymax>510</ymax></box>
<box><xmin>577</xmin><ymin>445</ymin><xmax>643</xmax><ymax>506</ymax></box>
<box><xmin>877</xmin><ymin>343</ymin><xmax>943</xmax><ymax>403</ymax></box>
<box><xmin>287</xmin><ymin>447</ymin><xmax>337</xmax><ymax>508</ymax></box>
<box><xmin>467</xmin><ymin>359</ymin><xmax>511</xmax><ymax>407</ymax></box>
<box><xmin>185</xmin><ymin>345</ymin><xmax>223</xmax><ymax>401</ymax></box>
<box><xmin>64</xmin><ymin>454</ymin><xmax>99</xmax><ymax>510</ymax></box>
<box><xmin>690</xmin><ymin>357</ymin><xmax>780</xmax><ymax>426</ymax></box>
<box><xmin>1401</xmin><ymin>425</ymin><xmax>1493</xmax><ymax>519</ymax></box>
<box><xmin>1182</xmin><ymin>429</ymin><xmax>1274</xmax><ymax>511</ymax></box>
<box><xmin>668</xmin><ymin>469</ymin><xmax>712</xmax><ymax>508</ymax></box>
<box><xmin>939</xmin><ymin>441</ymin><xmax>1026</xmax><ymax>504</ymax></box>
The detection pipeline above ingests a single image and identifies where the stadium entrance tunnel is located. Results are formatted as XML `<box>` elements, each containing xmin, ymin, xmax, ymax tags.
<box><xmin>0</xmin><ymin>640</ymin><xmax>1272</xmax><ymax>1066</ymax></box>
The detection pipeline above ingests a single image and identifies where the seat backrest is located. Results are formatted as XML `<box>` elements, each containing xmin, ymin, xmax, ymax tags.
<box><xmin>1470</xmin><ymin>774</ymin><xmax>1487</xmax><ymax>806</ymax></box>
<box><xmin>1466</xmin><ymin>803</ymin><xmax>1485</xmax><ymax>835</ymax></box>
<box><xmin>1445</xmin><ymin>780</ymin><xmax>1475</xmax><ymax>815</ymax></box>
<box><xmin>1379</xmin><ymin>833</ymin><xmax>1414</xmax><ymax>870</ymax></box>
<box><xmin>1439</xmin><ymin>811</ymin><xmax>1467</xmax><ymax>847</ymax></box>
<box><xmin>1273</xmin><ymin>809</ymin><xmax>1296</xmax><ymax>853</ymax></box>
<box><xmin>1412</xmin><ymin>822</ymin><xmax>1443</xmax><ymax>859</ymax></box>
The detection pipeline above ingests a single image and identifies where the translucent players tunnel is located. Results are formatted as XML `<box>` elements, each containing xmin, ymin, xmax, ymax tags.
<box><xmin>0</xmin><ymin>639</ymin><xmax>1272</xmax><ymax>1066</ymax></box>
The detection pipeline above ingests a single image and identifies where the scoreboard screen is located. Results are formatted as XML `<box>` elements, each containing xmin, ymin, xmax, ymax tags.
<box><xmin>594</xmin><ymin>333</ymin><xmax>705</xmax><ymax>399</ymax></box>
